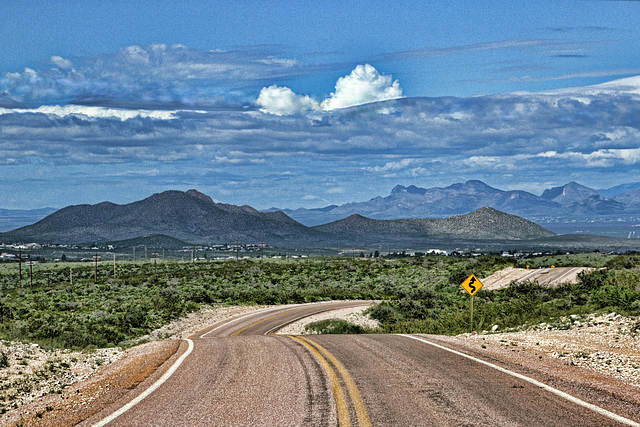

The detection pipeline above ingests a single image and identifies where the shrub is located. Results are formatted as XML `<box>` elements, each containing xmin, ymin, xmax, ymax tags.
<box><xmin>304</xmin><ymin>319</ymin><xmax>366</xmax><ymax>334</ymax></box>
<box><xmin>591</xmin><ymin>285</ymin><xmax>638</xmax><ymax>310</ymax></box>
<box><xmin>0</xmin><ymin>352</ymin><xmax>8</xmax><ymax>368</ymax></box>
<box><xmin>605</xmin><ymin>255</ymin><xmax>640</xmax><ymax>270</ymax></box>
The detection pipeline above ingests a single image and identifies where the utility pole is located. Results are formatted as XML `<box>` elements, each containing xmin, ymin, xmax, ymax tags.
<box><xmin>145</xmin><ymin>246</ymin><xmax>147</xmax><ymax>261</ymax></box>
<box><xmin>152</xmin><ymin>253</ymin><xmax>159</xmax><ymax>274</ymax></box>
<box><xmin>18</xmin><ymin>248</ymin><xmax>22</xmax><ymax>287</ymax></box>
<box><xmin>133</xmin><ymin>247</ymin><xmax>136</xmax><ymax>266</ymax></box>
<box><xmin>70</xmin><ymin>268</ymin><xmax>73</xmax><ymax>286</ymax></box>
<box><xmin>94</xmin><ymin>253</ymin><xmax>99</xmax><ymax>283</ymax></box>
<box><xmin>29</xmin><ymin>256</ymin><xmax>33</xmax><ymax>288</ymax></box>
<box><xmin>113</xmin><ymin>253</ymin><xmax>116</xmax><ymax>278</ymax></box>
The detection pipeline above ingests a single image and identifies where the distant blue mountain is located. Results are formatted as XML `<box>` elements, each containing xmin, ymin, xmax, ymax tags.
<box><xmin>0</xmin><ymin>208</ymin><xmax>58</xmax><ymax>232</ymax></box>
<box><xmin>266</xmin><ymin>180</ymin><xmax>640</xmax><ymax>227</ymax></box>
<box><xmin>614</xmin><ymin>187</ymin><xmax>640</xmax><ymax>205</ymax></box>
<box><xmin>599</xmin><ymin>182</ymin><xmax>640</xmax><ymax>198</ymax></box>
<box><xmin>541</xmin><ymin>182</ymin><xmax>599</xmax><ymax>205</ymax></box>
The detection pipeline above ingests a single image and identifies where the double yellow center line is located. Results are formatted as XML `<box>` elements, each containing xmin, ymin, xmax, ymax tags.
<box><xmin>230</xmin><ymin>307</ymin><xmax>309</xmax><ymax>336</ymax></box>
<box><xmin>290</xmin><ymin>336</ymin><xmax>372</xmax><ymax>427</ymax></box>
<box><xmin>226</xmin><ymin>305</ymin><xmax>372</xmax><ymax>425</ymax></box>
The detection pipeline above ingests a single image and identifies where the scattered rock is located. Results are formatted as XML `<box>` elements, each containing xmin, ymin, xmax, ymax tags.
<box><xmin>467</xmin><ymin>313</ymin><xmax>640</xmax><ymax>387</ymax></box>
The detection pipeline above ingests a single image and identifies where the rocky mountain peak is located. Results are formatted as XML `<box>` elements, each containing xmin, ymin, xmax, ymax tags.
<box><xmin>541</xmin><ymin>182</ymin><xmax>598</xmax><ymax>205</ymax></box>
<box><xmin>185</xmin><ymin>189</ymin><xmax>214</xmax><ymax>203</ymax></box>
<box><xmin>391</xmin><ymin>185</ymin><xmax>427</xmax><ymax>195</ymax></box>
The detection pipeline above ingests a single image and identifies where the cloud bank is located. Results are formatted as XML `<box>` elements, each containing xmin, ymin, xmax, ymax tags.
<box><xmin>1</xmin><ymin>43</ymin><xmax>640</xmax><ymax>209</ymax></box>
<box><xmin>256</xmin><ymin>64</ymin><xmax>403</xmax><ymax>115</ymax></box>
<box><xmin>1</xmin><ymin>44</ymin><xmax>306</xmax><ymax>109</ymax></box>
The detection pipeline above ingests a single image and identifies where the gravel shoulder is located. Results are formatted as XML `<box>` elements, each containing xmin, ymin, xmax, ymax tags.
<box><xmin>454</xmin><ymin>312</ymin><xmax>640</xmax><ymax>388</ymax></box>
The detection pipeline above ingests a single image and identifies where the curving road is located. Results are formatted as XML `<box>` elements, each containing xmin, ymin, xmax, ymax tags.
<box><xmin>482</xmin><ymin>267</ymin><xmax>593</xmax><ymax>290</ymax></box>
<box><xmin>82</xmin><ymin>301</ymin><xmax>640</xmax><ymax>426</ymax></box>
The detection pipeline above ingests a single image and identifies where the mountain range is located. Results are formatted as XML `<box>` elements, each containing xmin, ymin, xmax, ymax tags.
<box><xmin>269</xmin><ymin>180</ymin><xmax>640</xmax><ymax>227</ymax></box>
<box><xmin>0</xmin><ymin>190</ymin><xmax>566</xmax><ymax>248</ymax></box>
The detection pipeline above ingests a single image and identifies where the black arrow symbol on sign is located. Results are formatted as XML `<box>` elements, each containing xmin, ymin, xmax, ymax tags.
<box><xmin>468</xmin><ymin>277</ymin><xmax>476</xmax><ymax>293</ymax></box>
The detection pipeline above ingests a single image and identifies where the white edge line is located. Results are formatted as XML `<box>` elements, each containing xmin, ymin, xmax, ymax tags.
<box><xmin>398</xmin><ymin>334</ymin><xmax>640</xmax><ymax>427</ymax></box>
<box><xmin>92</xmin><ymin>338</ymin><xmax>194</xmax><ymax>427</ymax></box>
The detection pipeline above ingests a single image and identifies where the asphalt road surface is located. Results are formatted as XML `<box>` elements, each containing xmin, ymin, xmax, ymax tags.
<box><xmin>83</xmin><ymin>301</ymin><xmax>640</xmax><ymax>426</ymax></box>
<box><xmin>482</xmin><ymin>266</ymin><xmax>593</xmax><ymax>290</ymax></box>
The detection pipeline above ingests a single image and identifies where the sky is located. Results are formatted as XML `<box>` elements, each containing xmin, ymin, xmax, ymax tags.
<box><xmin>1</xmin><ymin>0</ymin><xmax>640</xmax><ymax>210</ymax></box>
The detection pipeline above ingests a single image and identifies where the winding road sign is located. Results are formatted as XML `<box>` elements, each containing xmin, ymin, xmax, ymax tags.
<box><xmin>461</xmin><ymin>274</ymin><xmax>483</xmax><ymax>296</ymax></box>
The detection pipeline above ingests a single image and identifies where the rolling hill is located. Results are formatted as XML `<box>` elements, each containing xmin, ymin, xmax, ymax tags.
<box><xmin>0</xmin><ymin>190</ymin><xmax>316</xmax><ymax>245</ymax></box>
<box><xmin>313</xmin><ymin>207</ymin><xmax>556</xmax><ymax>243</ymax></box>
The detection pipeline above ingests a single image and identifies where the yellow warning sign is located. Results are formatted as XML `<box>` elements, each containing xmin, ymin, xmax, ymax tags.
<box><xmin>461</xmin><ymin>274</ymin><xmax>483</xmax><ymax>296</ymax></box>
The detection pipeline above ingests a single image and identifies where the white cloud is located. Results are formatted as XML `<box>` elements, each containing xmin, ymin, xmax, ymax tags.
<box><xmin>257</xmin><ymin>64</ymin><xmax>403</xmax><ymax>115</ymax></box>
<box><xmin>122</xmin><ymin>45</ymin><xmax>150</xmax><ymax>63</ymax></box>
<box><xmin>537</xmin><ymin>151</ymin><xmax>558</xmax><ymax>158</ymax></box>
<box><xmin>321</xmin><ymin>64</ymin><xmax>402</xmax><ymax>110</ymax></box>
<box><xmin>462</xmin><ymin>156</ymin><xmax>506</xmax><ymax>168</ymax></box>
<box><xmin>23</xmin><ymin>68</ymin><xmax>37</xmax><ymax>78</ymax></box>
<box><xmin>535</xmin><ymin>148</ymin><xmax>640</xmax><ymax>167</ymax></box>
<box><xmin>364</xmin><ymin>158</ymin><xmax>421</xmax><ymax>173</ymax></box>
<box><xmin>50</xmin><ymin>56</ymin><xmax>73</xmax><ymax>69</ymax></box>
<box><xmin>326</xmin><ymin>187</ymin><xmax>345</xmax><ymax>194</ymax></box>
<box><xmin>256</xmin><ymin>85</ymin><xmax>319</xmax><ymax>115</ymax></box>
<box><xmin>0</xmin><ymin>105</ymin><xmax>182</xmax><ymax>120</ymax></box>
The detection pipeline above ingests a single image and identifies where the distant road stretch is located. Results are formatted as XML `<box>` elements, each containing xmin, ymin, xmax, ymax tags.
<box><xmin>84</xmin><ymin>301</ymin><xmax>639</xmax><ymax>426</ymax></box>
<box><xmin>482</xmin><ymin>266</ymin><xmax>593</xmax><ymax>290</ymax></box>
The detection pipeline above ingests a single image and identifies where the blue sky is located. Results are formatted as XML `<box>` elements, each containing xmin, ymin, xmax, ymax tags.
<box><xmin>1</xmin><ymin>0</ymin><xmax>640</xmax><ymax>210</ymax></box>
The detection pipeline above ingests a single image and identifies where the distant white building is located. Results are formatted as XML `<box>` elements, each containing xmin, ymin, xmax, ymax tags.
<box><xmin>15</xmin><ymin>243</ymin><xmax>42</xmax><ymax>250</ymax></box>
<box><xmin>426</xmin><ymin>249</ymin><xmax>449</xmax><ymax>255</ymax></box>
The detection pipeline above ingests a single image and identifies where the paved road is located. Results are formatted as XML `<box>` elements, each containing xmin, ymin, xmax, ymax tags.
<box><xmin>84</xmin><ymin>301</ymin><xmax>640</xmax><ymax>426</ymax></box>
<box><xmin>482</xmin><ymin>266</ymin><xmax>593</xmax><ymax>290</ymax></box>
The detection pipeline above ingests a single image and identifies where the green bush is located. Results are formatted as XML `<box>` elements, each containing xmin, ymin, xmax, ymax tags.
<box><xmin>1</xmin><ymin>254</ymin><xmax>638</xmax><ymax>348</ymax></box>
<box><xmin>605</xmin><ymin>254</ymin><xmax>640</xmax><ymax>270</ymax></box>
<box><xmin>304</xmin><ymin>319</ymin><xmax>366</xmax><ymax>334</ymax></box>
<box><xmin>0</xmin><ymin>351</ymin><xmax>8</xmax><ymax>368</ymax></box>
<box><xmin>591</xmin><ymin>285</ymin><xmax>638</xmax><ymax>310</ymax></box>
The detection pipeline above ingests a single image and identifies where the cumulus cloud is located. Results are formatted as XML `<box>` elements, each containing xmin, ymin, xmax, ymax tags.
<box><xmin>256</xmin><ymin>85</ymin><xmax>319</xmax><ymax>115</ymax></box>
<box><xmin>50</xmin><ymin>55</ymin><xmax>73</xmax><ymax>69</ymax></box>
<box><xmin>321</xmin><ymin>64</ymin><xmax>402</xmax><ymax>110</ymax></box>
<box><xmin>257</xmin><ymin>64</ymin><xmax>403</xmax><ymax>115</ymax></box>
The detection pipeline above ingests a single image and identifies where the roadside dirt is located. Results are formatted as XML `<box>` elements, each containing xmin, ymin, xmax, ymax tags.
<box><xmin>0</xmin><ymin>304</ymin><xmax>271</xmax><ymax>426</ymax></box>
<box><xmin>1</xmin><ymin>340</ymin><xmax>179</xmax><ymax>427</ymax></box>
